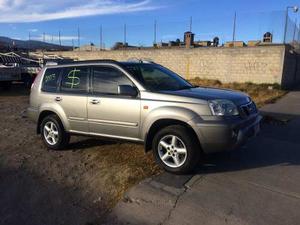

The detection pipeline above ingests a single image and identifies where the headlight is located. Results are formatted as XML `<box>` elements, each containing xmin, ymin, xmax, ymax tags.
<box><xmin>208</xmin><ymin>99</ymin><xmax>239</xmax><ymax>116</ymax></box>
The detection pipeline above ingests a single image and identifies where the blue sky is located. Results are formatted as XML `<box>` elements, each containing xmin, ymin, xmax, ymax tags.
<box><xmin>0</xmin><ymin>0</ymin><xmax>299</xmax><ymax>48</ymax></box>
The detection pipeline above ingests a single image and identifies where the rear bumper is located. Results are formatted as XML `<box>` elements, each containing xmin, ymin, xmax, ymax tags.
<box><xmin>190</xmin><ymin>113</ymin><xmax>262</xmax><ymax>154</ymax></box>
<box><xmin>27</xmin><ymin>107</ymin><xmax>39</xmax><ymax>123</ymax></box>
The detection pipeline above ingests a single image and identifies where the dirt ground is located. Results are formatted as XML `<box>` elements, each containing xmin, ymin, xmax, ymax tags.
<box><xmin>0</xmin><ymin>81</ymin><xmax>286</xmax><ymax>225</ymax></box>
<box><xmin>0</xmin><ymin>84</ymin><xmax>160</xmax><ymax>225</ymax></box>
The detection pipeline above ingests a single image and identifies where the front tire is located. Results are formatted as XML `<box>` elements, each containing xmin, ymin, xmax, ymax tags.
<box><xmin>40</xmin><ymin>115</ymin><xmax>70</xmax><ymax>150</ymax></box>
<box><xmin>152</xmin><ymin>125</ymin><xmax>201</xmax><ymax>174</ymax></box>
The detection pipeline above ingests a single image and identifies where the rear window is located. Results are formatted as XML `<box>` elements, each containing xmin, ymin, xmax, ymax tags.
<box><xmin>60</xmin><ymin>67</ymin><xmax>89</xmax><ymax>93</ymax></box>
<box><xmin>41</xmin><ymin>68</ymin><xmax>61</xmax><ymax>92</ymax></box>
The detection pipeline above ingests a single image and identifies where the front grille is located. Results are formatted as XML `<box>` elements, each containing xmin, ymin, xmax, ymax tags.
<box><xmin>240</xmin><ymin>101</ymin><xmax>257</xmax><ymax>117</ymax></box>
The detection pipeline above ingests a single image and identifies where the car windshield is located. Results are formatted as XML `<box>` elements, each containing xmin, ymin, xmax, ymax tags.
<box><xmin>123</xmin><ymin>63</ymin><xmax>193</xmax><ymax>91</ymax></box>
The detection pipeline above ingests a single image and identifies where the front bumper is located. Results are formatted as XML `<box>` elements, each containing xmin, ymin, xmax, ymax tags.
<box><xmin>189</xmin><ymin>113</ymin><xmax>263</xmax><ymax>154</ymax></box>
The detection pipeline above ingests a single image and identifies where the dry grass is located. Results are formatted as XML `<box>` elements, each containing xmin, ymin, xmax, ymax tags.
<box><xmin>189</xmin><ymin>78</ymin><xmax>287</xmax><ymax>108</ymax></box>
<box><xmin>81</xmin><ymin>140</ymin><xmax>161</xmax><ymax>206</ymax></box>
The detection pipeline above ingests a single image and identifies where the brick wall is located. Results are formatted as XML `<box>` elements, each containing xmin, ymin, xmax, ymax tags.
<box><xmin>46</xmin><ymin>44</ymin><xmax>300</xmax><ymax>88</ymax></box>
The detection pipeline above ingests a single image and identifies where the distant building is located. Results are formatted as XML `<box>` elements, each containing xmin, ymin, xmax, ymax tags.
<box><xmin>224</xmin><ymin>41</ymin><xmax>246</xmax><ymax>47</ymax></box>
<box><xmin>184</xmin><ymin>31</ymin><xmax>195</xmax><ymax>48</ymax></box>
<box><xmin>263</xmin><ymin>32</ymin><xmax>273</xmax><ymax>43</ymax></box>
<box><xmin>213</xmin><ymin>37</ymin><xmax>219</xmax><ymax>47</ymax></box>
<box><xmin>248</xmin><ymin>40</ymin><xmax>261</xmax><ymax>47</ymax></box>
<box><xmin>75</xmin><ymin>43</ymin><xmax>99</xmax><ymax>51</ymax></box>
<box><xmin>194</xmin><ymin>41</ymin><xmax>212</xmax><ymax>47</ymax></box>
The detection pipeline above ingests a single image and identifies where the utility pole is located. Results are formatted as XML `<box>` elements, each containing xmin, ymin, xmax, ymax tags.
<box><xmin>77</xmin><ymin>27</ymin><xmax>80</xmax><ymax>49</ymax></box>
<box><xmin>298</xmin><ymin>22</ymin><xmax>300</xmax><ymax>43</ymax></box>
<box><xmin>292</xmin><ymin>18</ymin><xmax>298</xmax><ymax>42</ymax></box>
<box><xmin>72</xmin><ymin>39</ymin><xmax>74</xmax><ymax>51</ymax></box>
<box><xmin>124</xmin><ymin>23</ymin><xmax>127</xmax><ymax>47</ymax></box>
<box><xmin>58</xmin><ymin>30</ymin><xmax>61</xmax><ymax>46</ymax></box>
<box><xmin>154</xmin><ymin>20</ymin><xmax>157</xmax><ymax>46</ymax></box>
<box><xmin>283</xmin><ymin>6</ymin><xmax>299</xmax><ymax>44</ymax></box>
<box><xmin>232</xmin><ymin>12</ymin><xmax>237</xmax><ymax>45</ymax></box>
<box><xmin>189</xmin><ymin>16</ymin><xmax>193</xmax><ymax>32</ymax></box>
<box><xmin>100</xmin><ymin>25</ymin><xmax>103</xmax><ymax>50</ymax></box>
<box><xmin>28</xmin><ymin>32</ymin><xmax>31</xmax><ymax>54</ymax></box>
<box><xmin>43</xmin><ymin>32</ymin><xmax>46</xmax><ymax>42</ymax></box>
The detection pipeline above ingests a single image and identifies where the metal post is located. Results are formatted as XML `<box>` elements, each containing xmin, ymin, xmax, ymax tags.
<box><xmin>154</xmin><ymin>20</ymin><xmax>157</xmax><ymax>46</ymax></box>
<box><xmin>283</xmin><ymin>8</ymin><xmax>289</xmax><ymax>44</ymax></box>
<box><xmin>293</xmin><ymin>18</ymin><xmax>297</xmax><ymax>42</ymax></box>
<box><xmin>59</xmin><ymin>31</ymin><xmax>61</xmax><ymax>46</ymax></box>
<box><xmin>298</xmin><ymin>23</ymin><xmax>300</xmax><ymax>43</ymax></box>
<box><xmin>77</xmin><ymin>27</ymin><xmax>80</xmax><ymax>49</ymax></box>
<box><xmin>28</xmin><ymin>32</ymin><xmax>31</xmax><ymax>53</ymax></box>
<box><xmin>232</xmin><ymin>12</ymin><xmax>237</xmax><ymax>45</ymax></box>
<box><xmin>100</xmin><ymin>25</ymin><xmax>103</xmax><ymax>50</ymax></box>
<box><xmin>124</xmin><ymin>23</ymin><xmax>127</xmax><ymax>47</ymax></box>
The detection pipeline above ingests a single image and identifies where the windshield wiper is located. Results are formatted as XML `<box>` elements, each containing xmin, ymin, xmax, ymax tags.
<box><xmin>178</xmin><ymin>85</ymin><xmax>196</xmax><ymax>90</ymax></box>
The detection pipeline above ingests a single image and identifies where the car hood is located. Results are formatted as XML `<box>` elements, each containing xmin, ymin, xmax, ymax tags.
<box><xmin>161</xmin><ymin>87</ymin><xmax>250</xmax><ymax>106</ymax></box>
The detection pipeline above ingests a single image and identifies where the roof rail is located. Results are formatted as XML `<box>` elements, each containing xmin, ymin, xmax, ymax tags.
<box><xmin>127</xmin><ymin>58</ymin><xmax>155</xmax><ymax>64</ymax></box>
<box><xmin>56</xmin><ymin>59</ymin><xmax>120</xmax><ymax>65</ymax></box>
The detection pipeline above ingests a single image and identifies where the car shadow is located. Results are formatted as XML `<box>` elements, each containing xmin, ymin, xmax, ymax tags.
<box><xmin>195</xmin><ymin>113</ymin><xmax>300</xmax><ymax>174</ymax></box>
<box><xmin>0</xmin><ymin>83</ymin><xmax>30</xmax><ymax>97</ymax></box>
<box><xmin>65</xmin><ymin>137</ymin><xmax>119</xmax><ymax>151</ymax></box>
<box><xmin>153</xmin><ymin>113</ymin><xmax>300</xmax><ymax>187</ymax></box>
<box><xmin>0</xmin><ymin>167</ymin><xmax>108</xmax><ymax>225</ymax></box>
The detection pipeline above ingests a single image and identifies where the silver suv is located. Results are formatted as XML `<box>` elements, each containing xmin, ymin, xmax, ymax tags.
<box><xmin>28</xmin><ymin>60</ymin><xmax>262</xmax><ymax>174</ymax></box>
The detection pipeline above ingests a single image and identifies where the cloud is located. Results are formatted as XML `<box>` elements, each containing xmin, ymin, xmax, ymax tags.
<box><xmin>0</xmin><ymin>0</ymin><xmax>159</xmax><ymax>23</ymax></box>
<box><xmin>34</xmin><ymin>34</ymin><xmax>78</xmax><ymax>42</ymax></box>
<box><xmin>28</xmin><ymin>28</ymin><xmax>38</xmax><ymax>32</ymax></box>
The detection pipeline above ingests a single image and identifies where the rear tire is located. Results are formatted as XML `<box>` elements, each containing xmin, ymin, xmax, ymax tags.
<box><xmin>40</xmin><ymin>115</ymin><xmax>70</xmax><ymax>150</ymax></box>
<box><xmin>152</xmin><ymin>125</ymin><xmax>201</xmax><ymax>174</ymax></box>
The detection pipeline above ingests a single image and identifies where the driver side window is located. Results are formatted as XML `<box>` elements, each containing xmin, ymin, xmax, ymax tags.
<box><xmin>92</xmin><ymin>66</ymin><xmax>133</xmax><ymax>95</ymax></box>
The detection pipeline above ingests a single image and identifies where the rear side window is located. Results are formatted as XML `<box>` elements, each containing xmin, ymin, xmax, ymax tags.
<box><xmin>92</xmin><ymin>66</ymin><xmax>133</xmax><ymax>95</ymax></box>
<box><xmin>60</xmin><ymin>67</ymin><xmax>89</xmax><ymax>93</ymax></box>
<box><xmin>41</xmin><ymin>68</ymin><xmax>61</xmax><ymax>92</ymax></box>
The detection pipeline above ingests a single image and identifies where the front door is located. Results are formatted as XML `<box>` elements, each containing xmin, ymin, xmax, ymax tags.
<box><xmin>88</xmin><ymin>66</ymin><xmax>141</xmax><ymax>139</ymax></box>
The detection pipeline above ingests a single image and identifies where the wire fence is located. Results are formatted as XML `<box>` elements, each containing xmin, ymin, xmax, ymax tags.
<box><xmin>3</xmin><ymin>9</ymin><xmax>300</xmax><ymax>49</ymax></box>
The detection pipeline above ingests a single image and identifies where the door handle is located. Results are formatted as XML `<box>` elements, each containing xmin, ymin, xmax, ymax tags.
<box><xmin>55</xmin><ymin>97</ymin><xmax>62</xmax><ymax>102</ymax></box>
<box><xmin>90</xmin><ymin>99</ymin><xmax>100</xmax><ymax>104</ymax></box>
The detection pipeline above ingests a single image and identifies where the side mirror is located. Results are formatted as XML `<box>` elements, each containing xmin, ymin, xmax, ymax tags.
<box><xmin>118</xmin><ymin>85</ymin><xmax>138</xmax><ymax>97</ymax></box>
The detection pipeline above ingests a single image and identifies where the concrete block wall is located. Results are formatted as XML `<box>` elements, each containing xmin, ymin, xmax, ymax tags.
<box><xmin>47</xmin><ymin>45</ymin><xmax>299</xmax><ymax>87</ymax></box>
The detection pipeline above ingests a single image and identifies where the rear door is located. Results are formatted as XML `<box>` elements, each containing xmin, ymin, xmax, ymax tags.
<box><xmin>87</xmin><ymin>65</ymin><xmax>141</xmax><ymax>139</ymax></box>
<box><xmin>56</xmin><ymin>66</ymin><xmax>89</xmax><ymax>132</ymax></box>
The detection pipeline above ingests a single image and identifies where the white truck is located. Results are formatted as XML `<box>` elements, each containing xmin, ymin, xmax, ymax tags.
<box><xmin>0</xmin><ymin>64</ymin><xmax>22</xmax><ymax>89</ymax></box>
<box><xmin>0</xmin><ymin>53</ymin><xmax>41</xmax><ymax>89</ymax></box>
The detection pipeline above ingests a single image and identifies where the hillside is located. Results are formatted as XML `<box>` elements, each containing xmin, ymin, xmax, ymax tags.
<box><xmin>0</xmin><ymin>36</ymin><xmax>72</xmax><ymax>51</ymax></box>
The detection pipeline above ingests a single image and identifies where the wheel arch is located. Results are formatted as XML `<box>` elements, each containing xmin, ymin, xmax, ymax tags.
<box><xmin>37</xmin><ymin>109</ymin><xmax>68</xmax><ymax>134</ymax></box>
<box><xmin>144</xmin><ymin>118</ymin><xmax>201</xmax><ymax>152</ymax></box>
